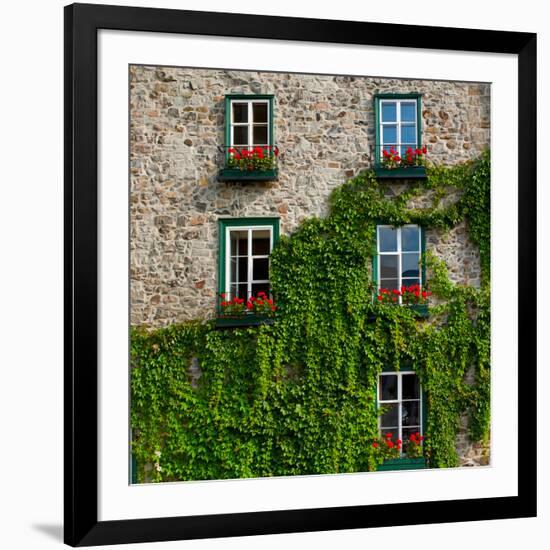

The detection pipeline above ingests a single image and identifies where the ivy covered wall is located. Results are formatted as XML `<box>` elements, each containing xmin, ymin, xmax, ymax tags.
<box><xmin>131</xmin><ymin>152</ymin><xmax>490</xmax><ymax>482</ymax></box>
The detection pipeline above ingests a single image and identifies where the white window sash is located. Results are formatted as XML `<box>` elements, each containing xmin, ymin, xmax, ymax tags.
<box><xmin>225</xmin><ymin>225</ymin><xmax>274</xmax><ymax>299</ymax></box>
<box><xmin>230</xmin><ymin>99</ymin><xmax>271</xmax><ymax>149</ymax></box>
<box><xmin>379</xmin><ymin>99</ymin><xmax>418</xmax><ymax>157</ymax></box>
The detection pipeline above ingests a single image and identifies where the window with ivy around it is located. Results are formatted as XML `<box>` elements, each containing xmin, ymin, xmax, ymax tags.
<box><xmin>378</xmin><ymin>371</ymin><xmax>423</xmax><ymax>446</ymax></box>
<box><xmin>217</xmin><ymin>218</ymin><xmax>280</xmax><ymax>327</ymax></box>
<box><xmin>375</xmin><ymin>225</ymin><xmax>424</xmax><ymax>301</ymax></box>
<box><xmin>377</xmin><ymin>370</ymin><xmax>427</xmax><ymax>470</ymax></box>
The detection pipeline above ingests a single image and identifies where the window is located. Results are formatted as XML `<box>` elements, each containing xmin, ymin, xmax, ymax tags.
<box><xmin>225</xmin><ymin>95</ymin><xmax>274</xmax><ymax>150</ymax></box>
<box><xmin>375</xmin><ymin>224</ymin><xmax>424</xmax><ymax>303</ymax></box>
<box><xmin>378</xmin><ymin>371</ymin><xmax>423</xmax><ymax>451</ymax></box>
<box><xmin>218</xmin><ymin>218</ymin><xmax>280</xmax><ymax>302</ymax></box>
<box><xmin>374</xmin><ymin>94</ymin><xmax>422</xmax><ymax>162</ymax></box>
<box><xmin>218</xmin><ymin>95</ymin><xmax>278</xmax><ymax>182</ymax></box>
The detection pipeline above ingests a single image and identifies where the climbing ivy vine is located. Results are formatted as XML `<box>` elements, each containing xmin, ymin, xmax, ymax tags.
<box><xmin>131</xmin><ymin>150</ymin><xmax>491</xmax><ymax>482</ymax></box>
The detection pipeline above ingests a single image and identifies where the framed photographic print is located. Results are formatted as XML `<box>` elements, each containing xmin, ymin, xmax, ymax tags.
<box><xmin>64</xmin><ymin>2</ymin><xmax>537</xmax><ymax>546</ymax></box>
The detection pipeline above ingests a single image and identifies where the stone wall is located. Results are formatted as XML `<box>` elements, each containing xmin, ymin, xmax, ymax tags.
<box><xmin>130</xmin><ymin>65</ymin><xmax>490</xmax><ymax>326</ymax></box>
<box><xmin>130</xmin><ymin>65</ymin><xmax>491</xmax><ymax>468</ymax></box>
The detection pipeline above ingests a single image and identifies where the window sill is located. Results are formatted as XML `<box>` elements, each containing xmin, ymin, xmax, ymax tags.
<box><xmin>217</xmin><ymin>168</ymin><xmax>278</xmax><ymax>182</ymax></box>
<box><xmin>377</xmin><ymin>457</ymin><xmax>427</xmax><ymax>471</ymax></box>
<box><xmin>374</xmin><ymin>165</ymin><xmax>427</xmax><ymax>179</ymax></box>
<box><xmin>215</xmin><ymin>314</ymin><xmax>275</xmax><ymax>328</ymax></box>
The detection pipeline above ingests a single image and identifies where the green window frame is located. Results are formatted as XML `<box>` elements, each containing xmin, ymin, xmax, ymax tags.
<box><xmin>374</xmin><ymin>93</ymin><xmax>422</xmax><ymax>166</ymax></box>
<box><xmin>224</xmin><ymin>94</ymin><xmax>275</xmax><ymax>156</ymax></box>
<box><xmin>218</xmin><ymin>218</ymin><xmax>280</xmax><ymax>304</ymax></box>
<box><xmin>372</xmin><ymin>224</ymin><xmax>427</xmax><ymax>302</ymax></box>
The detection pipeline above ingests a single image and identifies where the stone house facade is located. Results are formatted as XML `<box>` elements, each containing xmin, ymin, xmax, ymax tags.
<box><xmin>129</xmin><ymin>65</ymin><xmax>490</xmax><ymax>468</ymax></box>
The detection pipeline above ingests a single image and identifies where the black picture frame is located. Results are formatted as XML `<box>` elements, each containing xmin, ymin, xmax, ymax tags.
<box><xmin>64</xmin><ymin>3</ymin><xmax>537</xmax><ymax>546</ymax></box>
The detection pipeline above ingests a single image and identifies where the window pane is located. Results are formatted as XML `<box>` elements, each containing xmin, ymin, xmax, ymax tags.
<box><xmin>252</xmin><ymin>230</ymin><xmax>271</xmax><ymax>255</ymax></box>
<box><xmin>382</xmin><ymin>125</ymin><xmax>397</xmax><ymax>145</ymax></box>
<box><xmin>400</xmin><ymin>102</ymin><xmax>416</xmax><ymax>122</ymax></box>
<box><xmin>379</xmin><ymin>279</ymin><xmax>399</xmax><ymax>292</ymax></box>
<box><xmin>380</xmin><ymin>404</ymin><xmax>399</xmax><ymax>428</ymax></box>
<box><xmin>378</xmin><ymin>227</ymin><xmax>397</xmax><ymax>252</ymax></box>
<box><xmin>402</xmin><ymin>401</ymin><xmax>420</xmax><ymax>426</ymax></box>
<box><xmin>253</xmin><ymin>102</ymin><xmax>268</xmax><ymax>123</ymax></box>
<box><xmin>253</xmin><ymin>258</ymin><xmax>269</xmax><ymax>281</ymax></box>
<box><xmin>230</xmin><ymin>283</ymin><xmax>248</xmax><ymax>300</ymax></box>
<box><xmin>252</xmin><ymin>282</ymin><xmax>270</xmax><ymax>297</ymax></box>
<box><xmin>230</xmin><ymin>257</ymin><xmax>248</xmax><ymax>284</ymax></box>
<box><xmin>401</xmin><ymin>124</ymin><xmax>417</xmax><ymax>144</ymax></box>
<box><xmin>230</xmin><ymin>230</ymin><xmax>248</xmax><ymax>256</ymax></box>
<box><xmin>381</xmin><ymin>102</ymin><xmax>397</xmax><ymax>122</ymax></box>
<box><xmin>253</xmin><ymin>125</ymin><xmax>268</xmax><ymax>145</ymax></box>
<box><xmin>379</xmin><ymin>375</ymin><xmax>398</xmax><ymax>401</ymax></box>
<box><xmin>401</xmin><ymin>226</ymin><xmax>420</xmax><ymax>251</ymax></box>
<box><xmin>232</xmin><ymin>103</ymin><xmax>248</xmax><ymax>123</ymax></box>
<box><xmin>402</xmin><ymin>254</ymin><xmax>420</xmax><ymax>278</ymax></box>
<box><xmin>380</xmin><ymin>255</ymin><xmax>398</xmax><ymax>279</ymax></box>
<box><xmin>402</xmin><ymin>374</ymin><xmax>420</xmax><ymax>400</ymax></box>
<box><xmin>233</xmin><ymin>126</ymin><xmax>249</xmax><ymax>146</ymax></box>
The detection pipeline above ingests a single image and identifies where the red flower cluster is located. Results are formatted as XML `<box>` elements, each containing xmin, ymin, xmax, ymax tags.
<box><xmin>383</xmin><ymin>432</ymin><xmax>402</xmax><ymax>450</ymax></box>
<box><xmin>246</xmin><ymin>291</ymin><xmax>277</xmax><ymax>315</ymax></box>
<box><xmin>409</xmin><ymin>432</ymin><xmax>424</xmax><ymax>444</ymax></box>
<box><xmin>227</xmin><ymin>146</ymin><xmax>279</xmax><ymax>172</ymax></box>
<box><xmin>219</xmin><ymin>292</ymin><xmax>277</xmax><ymax>317</ymax></box>
<box><xmin>381</xmin><ymin>145</ymin><xmax>427</xmax><ymax>169</ymax></box>
<box><xmin>371</xmin><ymin>433</ymin><xmax>403</xmax><ymax>464</ymax></box>
<box><xmin>219</xmin><ymin>293</ymin><xmax>247</xmax><ymax>316</ymax></box>
<box><xmin>405</xmin><ymin>431</ymin><xmax>425</xmax><ymax>458</ymax></box>
<box><xmin>382</xmin><ymin>147</ymin><xmax>402</xmax><ymax>167</ymax></box>
<box><xmin>377</xmin><ymin>284</ymin><xmax>431</xmax><ymax>305</ymax></box>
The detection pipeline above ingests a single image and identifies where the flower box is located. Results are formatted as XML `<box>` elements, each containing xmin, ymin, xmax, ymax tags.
<box><xmin>217</xmin><ymin>168</ymin><xmax>278</xmax><ymax>182</ymax></box>
<box><xmin>376</xmin><ymin>285</ymin><xmax>431</xmax><ymax>318</ymax></box>
<box><xmin>375</xmin><ymin>145</ymin><xmax>428</xmax><ymax>179</ymax></box>
<box><xmin>215</xmin><ymin>314</ymin><xmax>275</xmax><ymax>328</ymax></box>
<box><xmin>218</xmin><ymin>145</ymin><xmax>280</xmax><ymax>182</ymax></box>
<box><xmin>374</xmin><ymin>165</ymin><xmax>427</xmax><ymax>179</ymax></box>
<box><xmin>216</xmin><ymin>292</ymin><xmax>277</xmax><ymax>328</ymax></box>
<box><xmin>377</xmin><ymin>457</ymin><xmax>427</xmax><ymax>471</ymax></box>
